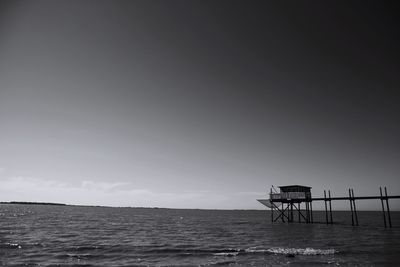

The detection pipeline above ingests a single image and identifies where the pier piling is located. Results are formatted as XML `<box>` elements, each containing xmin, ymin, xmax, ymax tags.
<box><xmin>298</xmin><ymin>203</ymin><xmax>301</xmax><ymax>223</ymax></box>
<box><xmin>380</xmin><ymin>187</ymin><xmax>387</xmax><ymax>228</ymax></box>
<box><xmin>305</xmin><ymin>202</ymin><xmax>309</xmax><ymax>223</ymax></box>
<box><xmin>349</xmin><ymin>189</ymin><xmax>354</xmax><ymax>226</ymax></box>
<box><xmin>351</xmin><ymin>189</ymin><xmax>359</xmax><ymax>226</ymax></box>
<box><xmin>270</xmin><ymin>188</ymin><xmax>274</xmax><ymax>223</ymax></box>
<box><xmin>324</xmin><ymin>190</ymin><xmax>329</xmax><ymax>225</ymax></box>
<box><xmin>328</xmin><ymin>190</ymin><xmax>333</xmax><ymax>224</ymax></box>
<box><xmin>385</xmin><ymin>187</ymin><xmax>392</xmax><ymax>228</ymax></box>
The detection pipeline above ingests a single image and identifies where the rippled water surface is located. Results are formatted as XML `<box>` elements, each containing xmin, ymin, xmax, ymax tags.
<box><xmin>0</xmin><ymin>204</ymin><xmax>399</xmax><ymax>266</ymax></box>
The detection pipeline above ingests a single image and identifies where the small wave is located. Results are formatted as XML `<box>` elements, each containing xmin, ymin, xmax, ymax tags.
<box><xmin>143</xmin><ymin>246</ymin><xmax>336</xmax><ymax>257</ymax></box>
<box><xmin>244</xmin><ymin>248</ymin><xmax>268</xmax><ymax>254</ymax></box>
<box><xmin>144</xmin><ymin>247</ymin><xmax>243</xmax><ymax>257</ymax></box>
<box><xmin>261</xmin><ymin>247</ymin><xmax>337</xmax><ymax>255</ymax></box>
<box><xmin>205</xmin><ymin>260</ymin><xmax>237</xmax><ymax>266</ymax></box>
<box><xmin>0</xmin><ymin>243</ymin><xmax>22</xmax><ymax>249</ymax></box>
<box><xmin>213</xmin><ymin>251</ymin><xmax>240</xmax><ymax>257</ymax></box>
<box><xmin>56</xmin><ymin>253</ymin><xmax>104</xmax><ymax>260</ymax></box>
<box><xmin>73</xmin><ymin>245</ymin><xmax>103</xmax><ymax>251</ymax></box>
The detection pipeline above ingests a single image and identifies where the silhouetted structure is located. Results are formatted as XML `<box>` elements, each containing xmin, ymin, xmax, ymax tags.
<box><xmin>258</xmin><ymin>186</ymin><xmax>399</xmax><ymax>228</ymax></box>
<box><xmin>265</xmin><ymin>185</ymin><xmax>313</xmax><ymax>223</ymax></box>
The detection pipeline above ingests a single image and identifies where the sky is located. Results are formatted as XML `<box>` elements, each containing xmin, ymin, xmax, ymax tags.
<box><xmin>0</xmin><ymin>1</ymin><xmax>399</xmax><ymax>210</ymax></box>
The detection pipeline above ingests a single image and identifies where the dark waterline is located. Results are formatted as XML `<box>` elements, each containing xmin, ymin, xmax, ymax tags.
<box><xmin>0</xmin><ymin>204</ymin><xmax>399</xmax><ymax>266</ymax></box>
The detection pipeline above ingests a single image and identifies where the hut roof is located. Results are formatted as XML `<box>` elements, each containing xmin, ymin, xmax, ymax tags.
<box><xmin>278</xmin><ymin>185</ymin><xmax>311</xmax><ymax>189</ymax></box>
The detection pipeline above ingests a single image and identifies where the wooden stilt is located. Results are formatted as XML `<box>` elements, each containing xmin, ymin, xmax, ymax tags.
<box><xmin>287</xmin><ymin>203</ymin><xmax>290</xmax><ymax>223</ymax></box>
<box><xmin>380</xmin><ymin>187</ymin><xmax>387</xmax><ymax>228</ymax></box>
<box><xmin>305</xmin><ymin>201</ymin><xmax>309</xmax><ymax>223</ymax></box>
<box><xmin>310</xmin><ymin>201</ymin><xmax>313</xmax><ymax>223</ymax></box>
<box><xmin>290</xmin><ymin>202</ymin><xmax>294</xmax><ymax>222</ymax></box>
<box><xmin>270</xmin><ymin>188</ymin><xmax>274</xmax><ymax>223</ymax></box>
<box><xmin>298</xmin><ymin>203</ymin><xmax>301</xmax><ymax>223</ymax></box>
<box><xmin>324</xmin><ymin>190</ymin><xmax>328</xmax><ymax>224</ymax></box>
<box><xmin>349</xmin><ymin>188</ymin><xmax>354</xmax><ymax>226</ymax></box>
<box><xmin>328</xmin><ymin>190</ymin><xmax>333</xmax><ymax>224</ymax></box>
<box><xmin>271</xmin><ymin>205</ymin><xmax>274</xmax><ymax>222</ymax></box>
<box><xmin>351</xmin><ymin>189</ymin><xmax>359</xmax><ymax>226</ymax></box>
<box><xmin>385</xmin><ymin>187</ymin><xmax>392</xmax><ymax>228</ymax></box>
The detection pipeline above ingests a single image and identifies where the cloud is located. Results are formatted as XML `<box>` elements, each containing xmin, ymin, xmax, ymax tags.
<box><xmin>0</xmin><ymin>176</ymin><xmax>238</xmax><ymax>209</ymax></box>
<box><xmin>80</xmin><ymin>180</ymin><xmax>131</xmax><ymax>192</ymax></box>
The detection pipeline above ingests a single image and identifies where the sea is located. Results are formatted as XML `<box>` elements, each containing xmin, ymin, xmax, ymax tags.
<box><xmin>0</xmin><ymin>204</ymin><xmax>399</xmax><ymax>266</ymax></box>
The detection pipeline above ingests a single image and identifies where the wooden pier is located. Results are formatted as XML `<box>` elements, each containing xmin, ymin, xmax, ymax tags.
<box><xmin>257</xmin><ymin>185</ymin><xmax>399</xmax><ymax>228</ymax></box>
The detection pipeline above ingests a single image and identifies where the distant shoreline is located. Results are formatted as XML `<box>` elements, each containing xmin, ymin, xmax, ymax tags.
<box><xmin>0</xmin><ymin>201</ymin><xmax>66</xmax><ymax>206</ymax></box>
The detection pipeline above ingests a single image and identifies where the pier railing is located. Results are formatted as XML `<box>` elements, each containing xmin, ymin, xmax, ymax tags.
<box><xmin>270</xmin><ymin>192</ymin><xmax>307</xmax><ymax>200</ymax></box>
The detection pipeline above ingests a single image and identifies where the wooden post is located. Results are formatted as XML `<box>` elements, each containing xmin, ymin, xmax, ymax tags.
<box><xmin>328</xmin><ymin>190</ymin><xmax>333</xmax><ymax>224</ymax></box>
<box><xmin>305</xmin><ymin>201</ymin><xmax>309</xmax><ymax>223</ymax></box>
<box><xmin>304</xmin><ymin>202</ymin><xmax>307</xmax><ymax>223</ymax></box>
<box><xmin>282</xmin><ymin>203</ymin><xmax>289</xmax><ymax>225</ymax></box>
<box><xmin>349</xmin><ymin>188</ymin><xmax>354</xmax><ymax>226</ymax></box>
<box><xmin>298</xmin><ymin>203</ymin><xmax>301</xmax><ymax>223</ymax></box>
<box><xmin>385</xmin><ymin>187</ymin><xmax>392</xmax><ymax>228</ymax></box>
<box><xmin>324</xmin><ymin>190</ymin><xmax>328</xmax><ymax>224</ymax></box>
<box><xmin>271</xmin><ymin>205</ymin><xmax>274</xmax><ymax>222</ymax></box>
<box><xmin>351</xmin><ymin>189</ymin><xmax>359</xmax><ymax>226</ymax></box>
<box><xmin>380</xmin><ymin>187</ymin><xmax>387</xmax><ymax>228</ymax></box>
<box><xmin>270</xmin><ymin>188</ymin><xmax>274</xmax><ymax>223</ymax></box>
<box><xmin>290</xmin><ymin>202</ymin><xmax>294</xmax><ymax>222</ymax></box>
<box><xmin>310</xmin><ymin>201</ymin><xmax>313</xmax><ymax>223</ymax></box>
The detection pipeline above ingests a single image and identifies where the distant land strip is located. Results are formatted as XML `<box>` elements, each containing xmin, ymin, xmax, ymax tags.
<box><xmin>0</xmin><ymin>201</ymin><xmax>66</xmax><ymax>206</ymax></box>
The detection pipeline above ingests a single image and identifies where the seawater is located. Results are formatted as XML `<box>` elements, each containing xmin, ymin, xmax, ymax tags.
<box><xmin>0</xmin><ymin>205</ymin><xmax>399</xmax><ymax>266</ymax></box>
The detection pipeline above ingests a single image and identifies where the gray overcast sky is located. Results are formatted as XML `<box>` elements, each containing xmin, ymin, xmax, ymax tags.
<box><xmin>0</xmin><ymin>1</ymin><xmax>399</xmax><ymax>209</ymax></box>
